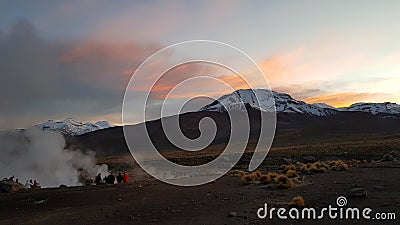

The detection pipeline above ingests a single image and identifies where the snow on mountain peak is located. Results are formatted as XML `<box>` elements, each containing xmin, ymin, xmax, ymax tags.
<box><xmin>339</xmin><ymin>102</ymin><xmax>400</xmax><ymax>115</ymax></box>
<box><xmin>35</xmin><ymin>118</ymin><xmax>112</xmax><ymax>136</ymax></box>
<box><xmin>199</xmin><ymin>89</ymin><xmax>337</xmax><ymax>116</ymax></box>
<box><xmin>200</xmin><ymin>89</ymin><xmax>400</xmax><ymax>117</ymax></box>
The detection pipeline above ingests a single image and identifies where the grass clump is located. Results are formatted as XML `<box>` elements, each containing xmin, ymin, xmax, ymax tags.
<box><xmin>289</xmin><ymin>196</ymin><xmax>305</xmax><ymax>208</ymax></box>
<box><xmin>260</xmin><ymin>174</ymin><xmax>271</xmax><ymax>184</ymax></box>
<box><xmin>241</xmin><ymin>174</ymin><xmax>253</xmax><ymax>185</ymax></box>
<box><xmin>275</xmin><ymin>174</ymin><xmax>294</xmax><ymax>189</ymax></box>
<box><xmin>281</xmin><ymin>163</ymin><xmax>296</xmax><ymax>172</ymax></box>
<box><xmin>227</xmin><ymin>169</ymin><xmax>246</xmax><ymax>177</ymax></box>
<box><xmin>285</xmin><ymin>169</ymin><xmax>299</xmax><ymax>178</ymax></box>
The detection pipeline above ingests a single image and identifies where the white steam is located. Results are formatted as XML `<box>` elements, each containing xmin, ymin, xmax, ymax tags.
<box><xmin>0</xmin><ymin>128</ymin><xmax>109</xmax><ymax>187</ymax></box>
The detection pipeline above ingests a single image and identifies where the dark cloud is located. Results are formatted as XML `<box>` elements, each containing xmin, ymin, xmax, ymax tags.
<box><xmin>0</xmin><ymin>20</ymin><xmax>159</xmax><ymax>129</ymax></box>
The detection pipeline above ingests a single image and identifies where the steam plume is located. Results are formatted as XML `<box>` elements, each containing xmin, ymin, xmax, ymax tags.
<box><xmin>0</xmin><ymin>128</ymin><xmax>109</xmax><ymax>187</ymax></box>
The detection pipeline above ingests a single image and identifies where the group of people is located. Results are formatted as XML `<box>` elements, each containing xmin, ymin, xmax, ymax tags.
<box><xmin>3</xmin><ymin>176</ymin><xmax>19</xmax><ymax>184</ymax></box>
<box><xmin>24</xmin><ymin>179</ymin><xmax>41</xmax><ymax>189</ymax></box>
<box><xmin>95</xmin><ymin>172</ymin><xmax>128</xmax><ymax>185</ymax></box>
<box><xmin>3</xmin><ymin>176</ymin><xmax>41</xmax><ymax>189</ymax></box>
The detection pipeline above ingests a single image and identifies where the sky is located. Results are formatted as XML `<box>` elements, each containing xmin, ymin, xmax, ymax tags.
<box><xmin>0</xmin><ymin>0</ymin><xmax>400</xmax><ymax>129</ymax></box>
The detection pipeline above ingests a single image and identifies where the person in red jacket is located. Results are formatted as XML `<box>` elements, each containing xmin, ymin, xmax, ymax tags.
<box><xmin>123</xmin><ymin>172</ymin><xmax>129</xmax><ymax>183</ymax></box>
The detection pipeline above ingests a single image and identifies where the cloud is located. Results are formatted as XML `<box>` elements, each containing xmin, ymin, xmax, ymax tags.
<box><xmin>0</xmin><ymin>20</ymin><xmax>159</xmax><ymax>129</ymax></box>
<box><xmin>302</xmin><ymin>92</ymin><xmax>397</xmax><ymax>107</ymax></box>
<box><xmin>273</xmin><ymin>84</ymin><xmax>327</xmax><ymax>100</ymax></box>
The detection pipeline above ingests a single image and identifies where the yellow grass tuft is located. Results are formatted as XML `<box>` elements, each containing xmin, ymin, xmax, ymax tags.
<box><xmin>260</xmin><ymin>174</ymin><xmax>271</xmax><ymax>184</ymax></box>
<box><xmin>249</xmin><ymin>170</ymin><xmax>262</xmax><ymax>181</ymax></box>
<box><xmin>285</xmin><ymin>169</ymin><xmax>299</xmax><ymax>178</ymax></box>
<box><xmin>267</xmin><ymin>172</ymin><xmax>279</xmax><ymax>179</ymax></box>
<box><xmin>275</xmin><ymin>174</ymin><xmax>294</xmax><ymax>189</ymax></box>
<box><xmin>331</xmin><ymin>160</ymin><xmax>349</xmax><ymax>171</ymax></box>
<box><xmin>227</xmin><ymin>170</ymin><xmax>246</xmax><ymax>177</ymax></box>
<box><xmin>281</xmin><ymin>163</ymin><xmax>296</xmax><ymax>172</ymax></box>
<box><xmin>298</xmin><ymin>160</ymin><xmax>349</xmax><ymax>174</ymax></box>
<box><xmin>289</xmin><ymin>196</ymin><xmax>305</xmax><ymax>208</ymax></box>
<box><xmin>241</xmin><ymin>174</ymin><xmax>253</xmax><ymax>185</ymax></box>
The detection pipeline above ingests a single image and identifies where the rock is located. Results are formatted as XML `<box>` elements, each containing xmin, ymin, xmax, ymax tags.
<box><xmin>303</xmin><ymin>155</ymin><xmax>316</xmax><ymax>163</ymax></box>
<box><xmin>352</xmin><ymin>183</ymin><xmax>360</xmax><ymax>188</ymax></box>
<box><xmin>283</xmin><ymin>157</ymin><xmax>292</xmax><ymax>163</ymax></box>
<box><xmin>59</xmin><ymin>184</ymin><xmax>67</xmax><ymax>188</ymax></box>
<box><xmin>34</xmin><ymin>199</ymin><xmax>47</xmax><ymax>204</ymax></box>
<box><xmin>228</xmin><ymin>212</ymin><xmax>237</xmax><ymax>217</ymax></box>
<box><xmin>266</xmin><ymin>183</ymin><xmax>277</xmax><ymax>189</ymax></box>
<box><xmin>348</xmin><ymin>188</ymin><xmax>367</xmax><ymax>198</ymax></box>
<box><xmin>373</xmin><ymin>186</ymin><xmax>384</xmax><ymax>191</ymax></box>
<box><xmin>389</xmin><ymin>150</ymin><xmax>400</xmax><ymax>158</ymax></box>
<box><xmin>383</xmin><ymin>154</ymin><xmax>394</xmax><ymax>161</ymax></box>
<box><xmin>0</xmin><ymin>181</ymin><xmax>26</xmax><ymax>193</ymax></box>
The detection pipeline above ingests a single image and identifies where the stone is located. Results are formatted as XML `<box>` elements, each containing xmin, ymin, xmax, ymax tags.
<box><xmin>373</xmin><ymin>186</ymin><xmax>384</xmax><ymax>191</ymax></box>
<box><xmin>348</xmin><ymin>188</ymin><xmax>367</xmax><ymax>198</ymax></box>
<box><xmin>303</xmin><ymin>155</ymin><xmax>316</xmax><ymax>163</ymax></box>
<box><xmin>389</xmin><ymin>150</ymin><xmax>400</xmax><ymax>158</ymax></box>
<box><xmin>228</xmin><ymin>212</ymin><xmax>237</xmax><ymax>217</ymax></box>
<box><xmin>283</xmin><ymin>157</ymin><xmax>292</xmax><ymax>163</ymax></box>
<box><xmin>383</xmin><ymin>154</ymin><xmax>394</xmax><ymax>161</ymax></box>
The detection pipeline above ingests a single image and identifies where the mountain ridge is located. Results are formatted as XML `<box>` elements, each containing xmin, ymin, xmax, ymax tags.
<box><xmin>200</xmin><ymin>89</ymin><xmax>400</xmax><ymax>117</ymax></box>
<box><xmin>34</xmin><ymin>118</ymin><xmax>112</xmax><ymax>136</ymax></box>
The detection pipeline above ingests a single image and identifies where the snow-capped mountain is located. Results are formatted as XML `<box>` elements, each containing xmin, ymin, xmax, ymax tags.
<box><xmin>339</xmin><ymin>102</ymin><xmax>400</xmax><ymax>115</ymax></box>
<box><xmin>200</xmin><ymin>89</ymin><xmax>400</xmax><ymax>117</ymax></box>
<box><xmin>35</xmin><ymin>118</ymin><xmax>112</xmax><ymax>136</ymax></box>
<box><xmin>199</xmin><ymin>89</ymin><xmax>337</xmax><ymax>116</ymax></box>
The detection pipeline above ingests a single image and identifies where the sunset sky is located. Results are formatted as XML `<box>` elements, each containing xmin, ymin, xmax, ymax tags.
<box><xmin>1</xmin><ymin>0</ymin><xmax>400</xmax><ymax>129</ymax></box>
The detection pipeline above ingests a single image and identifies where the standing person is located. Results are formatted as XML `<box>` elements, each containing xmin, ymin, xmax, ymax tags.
<box><xmin>95</xmin><ymin>173</ymin><xmax>102</xmax><ymax>184</ymax></box>
<box><xmin>105</xmin><ymin>174</ymin><xmax>115</xmax><ymax>184</ymax></box>
<box><xmin>123</xmin><ymin>172</ymin><xmax>129</xmax><ymax>183</ymax></box>
<box><xmin>116</xmin><ymin>172</ymin><xmax>123</xmax><ymax>183</ymax></box>
<box><xmin>25</xmin><ymin>180</ymin><xmax>31</xmax><ymax>188</ymax></box>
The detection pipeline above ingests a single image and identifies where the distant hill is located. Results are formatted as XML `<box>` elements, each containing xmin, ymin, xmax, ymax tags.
<box><xmin>66</xmin><ymin>108</ymin><xmax>400</xmax><ymax>157</ymax></box>
<box><xmin>35</xmin><ymin>118</ymin><xmax>111</xmax><ymax>136</ymax></box>
<box><xmin>63</xmin><ymin>89</ymin><xmax>400</xmax><ymax>156</ymax></box>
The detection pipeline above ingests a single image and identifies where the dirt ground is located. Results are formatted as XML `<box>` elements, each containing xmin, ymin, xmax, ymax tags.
<box><xmin>1</xmin><ymin>159</ymin><xmax>399</xmax><ymax>225</ymax></box>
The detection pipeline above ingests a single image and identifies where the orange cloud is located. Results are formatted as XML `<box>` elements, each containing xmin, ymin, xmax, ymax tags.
<box><xmin>57</xmin><ymin>39</ymin><xmax>161</xmax><ymax>91</ymax></box>
<box><xmin>258</xmin><ymin>55</ymin><xmax>290</xmax><ymax>84</ymax></box>
<box><xmin>141</xmin><ymin>62</ymin><xmax>240</xmax><ymax>99</ymax></box>
<box><xmin>302</xmin><ymin>92</ymin><xmax>396</xmax><ymax>107</ymax></box>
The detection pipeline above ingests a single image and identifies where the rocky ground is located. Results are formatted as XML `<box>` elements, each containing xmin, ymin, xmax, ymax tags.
<box><xmin>0</xmin><ymin>154</ymin><xmax>399</xmax><ymax>225</ymax></box>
